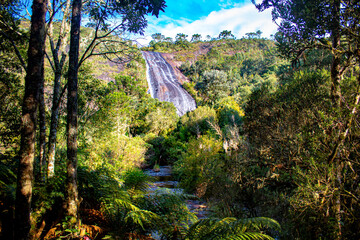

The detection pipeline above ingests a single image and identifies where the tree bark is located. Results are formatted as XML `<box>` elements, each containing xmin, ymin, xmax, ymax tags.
<box><xmin>47</xmin><ymin>71</ymin><xmax>61</xmax><ymax>178</ymax></box>
<box><xmin>46</xmin><ymin>0</ymin><xmax>71</xmax><ymax>179</ymax></box>
<box><xmin>65</xmin><ymin>0</ymin><xmax>82</xmax><ymax>222</ymax></box>
<box><xmin>330</xmin><ymin>1</ymin><xmax>342</xmax><ymax>238</ymax></box>
<box><xmin>15</xmin><ymin>0</ymin><xmax>48</xmax><ymax>239</ymax></box>
<box><xmin>330</xmin><ymin>0</ymin><xmax>342</xmax><ymax>110</ymax></box>
<box><xmin>39</xmin><ymin>66</ymin><xmax>46</xmax><ymax>182</ymax></box>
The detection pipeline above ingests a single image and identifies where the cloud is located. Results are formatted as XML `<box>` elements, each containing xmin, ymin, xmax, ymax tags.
<box><xmin>135</xmin><ymin>3</ymin><xmax>277</xmax><ymax>46</ymax></box>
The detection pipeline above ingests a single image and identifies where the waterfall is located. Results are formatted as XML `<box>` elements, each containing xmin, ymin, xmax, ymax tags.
<box><xmin>142</xmin><ymin>51</ymin><xmax>197</xmax><ymax>116</ymax></box>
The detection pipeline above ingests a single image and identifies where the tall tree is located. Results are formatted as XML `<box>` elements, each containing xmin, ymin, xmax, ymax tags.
<box><xmin>46</xmin><ymin>0</ymin><xmax>71</xmax><ymax>179</ymax></box>
<box><xmin>64</xmin><ymin>0</ymin><xmax>166</xmax><ymax>223</ymax></box>
<box><xmin>14</xmin><ymin>0</ymin><xmax>48</xmax><ymax>238</ymax></box>
<box><xmin>65</xmin><ymin>0</ymin><xmax>82</xmax><ymax>222</ymax></box>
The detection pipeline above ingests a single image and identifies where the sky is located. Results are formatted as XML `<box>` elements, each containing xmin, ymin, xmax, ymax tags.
<box><xmin>135</xmin><ymin>0</ymin><xmax>278</xmax><ymax>46</ymax></box>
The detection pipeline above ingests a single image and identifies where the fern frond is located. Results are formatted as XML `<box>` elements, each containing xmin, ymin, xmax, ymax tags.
<box><xmin>185</xmin><ymin>217</ymin><xmax>280</xmax><ymax>240</ymax></box>
<box><xmin>234</xmin><ymin>217</ymin><xmax>281</xmax><ymax>232</ymax></box>
<box><xmin>125</xmin><ymin>209</ymin><xmax>162</xmax><ymax>230</ymax></box>
<box><xmin>101</xmin><ymin>195</ymin><xmax>140</xmax><ymax>217</ymax></box>
<box><xmin>224</xmin><ymin>232</ymin><xmax>275</xmax><ymax>240</ymax></box>
<box><xmin>0</xmin><ymin>162</ymin><xmax>16</xmax><ymax>187</ymax></box>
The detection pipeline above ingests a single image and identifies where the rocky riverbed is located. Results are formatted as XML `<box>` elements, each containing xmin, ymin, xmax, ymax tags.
<box><xmin>144</xmin><ymin>166</ymin><xmax>208</xmax><ymax>219</ymax></box>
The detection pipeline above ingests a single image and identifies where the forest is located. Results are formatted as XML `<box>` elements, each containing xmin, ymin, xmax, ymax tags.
<box><xmin>0</xmin><ymin>0</ymin><xmax>359</xmax><ymax>239</ymax></box>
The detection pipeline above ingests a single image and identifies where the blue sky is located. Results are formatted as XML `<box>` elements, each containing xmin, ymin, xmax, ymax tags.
<box><xmin>135</xmin><ymin>0</ymin><xmax>278</xmax><ymax>45</ymax></box>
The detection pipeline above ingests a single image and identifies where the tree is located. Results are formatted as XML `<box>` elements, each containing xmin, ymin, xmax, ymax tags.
<box><xmin>253</xmin><ymin>1</ymin><xmax>360</xmax><ymax>237</ymax></box>
<box><xmin>245</xmin><ymin>30</ymin><xmax>262</xmax><ymax>39</ymax></box>
<box><xmin>65</xmin><ymin>0</ymin><xmax>82</xmax><ymax>223</ymax></box>
<box><xmin>191</xmin><ymin>33</ymin><xmax>202</xmax><ymax>42</ymax></box>
<box><xmin>46</xmin><ymin>0</ymin><xmax>72</xmax><ymax>179</ymax></box>
<box><xmin>164</xmin><ymin>37</ymin><xmax>173</xmax><ymax>43</ymax></box>
<box><xmin>196</xmin><ymin>70</ymin><xmax>230</xmax><ymax>104</ymax></box>
<box><xmin>151</xmin><ymin>32</ymin><xmax>165</xmax><ymax>42</ymax></box>
<box><xmin>14</xmin><ymin>0</ymin><xmax>48</xmax><ymax>238</ymax></box>
<box><xmin>218</xmin><ymin>30</ymin><xmax>234</xmax><ymax>39</ymax></box>
<box><xmin>64</xmin><ymin>0</ymin><xmax>166</xmax><ymax>224</ymax></box>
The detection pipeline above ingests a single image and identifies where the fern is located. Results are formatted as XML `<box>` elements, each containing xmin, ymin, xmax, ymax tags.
<box><xmin>185</xmin><ymin>217</ymin><xmax>280</xmax><ymax>240</ymax></box>
<box><xmin>125</xmin><ymin>209</ymin><xmax>162</xmax><ymax>230</ymax></box>
<box><xmin>138</xmin><ymin>188</ymin><xmax>198</xmax><ymax>239</ymax></box>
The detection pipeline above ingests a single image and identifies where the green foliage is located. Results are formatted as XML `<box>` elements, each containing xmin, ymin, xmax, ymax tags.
<box><xmin>84</xmin><ymin>0</ymin><xmax>166</xmax><ymax>34</ymax></box>
<box><xmin>245</xmin><ymin>30</ymin><xmax>263</xmax><ymax>39</ymax></box>
<box><xmin>176</xmin><ymin>38</ymin><xmax>285</xmax><ymax>107</ymax></box>
<box><xmin>2</xmin><ymin>5</ymin><xmax>359</xmax><ymax>238</ymax></box>
<box><xmin>123</xmin><ymin>168</ymin><xmax>151</xmax><ymax>194</ymax></box>
<box><xmin>175</xmin><ymin>36</ymin><xmax>190</xmax><ymax>49</ymax></box>
<box><xmin>185</xmin><ymin>217</ymin><xmax>280</xmax><ymax>240</ymax></box>
<box><xmin>0</xmin><ymin>69</ymin><xmax>22</xmax><ymax>157</ymax></box>
<box><xmin>145</xmin><ymin>134</ymin><xmax>187</xmax><ymax>166</ymax></box>
<box><xmin>196</xmin><ymin>70</ymin><xmax>230</xmax><ymax>105</ymax></box>
<box><xmin>145</xmin><ymin>101</ymin><xmax>178</xmax><ymax>135</ymax></box>
<box><xmin>0</xmin><ymin>22</ymin><xmax>25</xmax><ymax>158</ymax></box>
<box><xmin>174</xmin><ymin>134</ymin><xmax>223</xmax><ymax>193</ymax></box>
<box><xmin>214</xmin><ymin>96</ymin><xmax>244</xmax><ymax>129</ymax></box>
<box><xmin>242</xmin><ymin>68</ymin><xmax>360</xmax><ymax>238</ymax></box>
<box><xmin>139</xmin><ymin>189</ymin><xmax>198</xmax><ymax>238</ymax></box>
<box><xmin>179</xmin><ymin>106</ymin><xmax>217</xmax><ymax>141</ymax></box>
<box><xmin>151</xmin><ymin>33</ymin><xmax>165</xmax><ymax>42</ymax></box>
<box><xmin>191</xmin><ymin>34</ymin><xmax>202</xmax><ymax>42</ymax></box>
<box><xmin>111</xmin><ymin>75</ymin><xmax>147</xmax><ymax>97</ymax></box>
<box><xmin>100</xmin><ymin>190</ymin><xmax>155</xmax><ymax>234</ymax></box>
<box><xmin>218</xmin><ymin>30</ymin><xmax>235</xmax><ymax>39</ymax></box>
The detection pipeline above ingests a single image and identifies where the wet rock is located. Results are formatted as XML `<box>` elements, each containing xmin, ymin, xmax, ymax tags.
<box><xmin>142</xmin><ymin>51</ymin><xmax>197</xmax><ymax>116</ymax></box>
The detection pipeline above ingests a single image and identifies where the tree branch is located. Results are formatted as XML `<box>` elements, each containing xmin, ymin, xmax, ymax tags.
<box><xmin>0</xmin><ymin>30</ymin><xmax>27</xmax><ymax>70</ymax></box>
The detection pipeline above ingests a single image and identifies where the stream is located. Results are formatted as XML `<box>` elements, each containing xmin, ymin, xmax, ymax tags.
<box><xmin>144</xmin><ymin>166</ymin><xmax>208</xmax><ymax>219</ymax></box>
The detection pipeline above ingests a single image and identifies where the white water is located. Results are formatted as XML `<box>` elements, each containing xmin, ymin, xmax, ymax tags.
<box><xmin>142</xmin><ymin>51</ymin><xmax>197</xmax><ymax>116</ymax></box>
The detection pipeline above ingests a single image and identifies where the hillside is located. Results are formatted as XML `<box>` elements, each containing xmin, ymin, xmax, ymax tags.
<box><xmin>2</xmin><ymin>14</ymin><xmax>360</xmax><ymax>239</ymax></box>
<box><xmin>143</xmin><ymin>37</ymin><xmax>286</xmax><ymax>106</ymax></box>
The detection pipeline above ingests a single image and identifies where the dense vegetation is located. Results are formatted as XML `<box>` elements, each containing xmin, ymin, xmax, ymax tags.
<box><xmin>142</xmin><ymin>2</ymin><xmax>360</xmax><ymax>238</ymax></box>
<box><xmin>1</xmin><ymin>0</ymin><xmax>360</xmax><ymax>239</ymax></box>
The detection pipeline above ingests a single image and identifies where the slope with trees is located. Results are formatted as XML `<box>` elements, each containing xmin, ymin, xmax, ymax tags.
<box><xmin>140</xmin><ymin>3</ymin><xmax>360</xmax><ymax>238</ymax></box>
<box><xmin>1</xmin><ymin>0</ymin><xmax>359</xmax><ymax>239</ymax></box>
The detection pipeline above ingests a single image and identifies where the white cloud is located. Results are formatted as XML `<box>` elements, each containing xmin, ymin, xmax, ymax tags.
<box><xmin>136</xmin><ymin>3</ymin><xmax>277</xmax><ymax>46</ymax></box>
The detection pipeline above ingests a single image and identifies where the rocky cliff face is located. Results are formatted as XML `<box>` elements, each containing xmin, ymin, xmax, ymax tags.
<box><xmin>142</xmin><ymin>51</ymin><xmax>196</xmax><ymax>116</ymax></box>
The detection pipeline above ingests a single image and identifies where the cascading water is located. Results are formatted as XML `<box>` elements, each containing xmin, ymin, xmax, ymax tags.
<box><xmin>142</xmin><ymin>51</ymin><xmax>197</xmax><ymax>116</ymax></box>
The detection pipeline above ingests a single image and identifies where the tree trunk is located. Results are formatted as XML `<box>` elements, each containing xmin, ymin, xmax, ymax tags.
<box><xmin>330</xmin><ymin>1</ymin><xmax>342</xmax><ymax>238</ymax></box>
<box><xmin>47</xmin><ymin>71</ymin><xmax>61</xmax><ymax>178</ymax></box>
<box><xmin>39</xmin><ymin>67</ymin><xmax>46</xmax><ymax>182</ymax></box>
<box><xmin>65</xmin><ymin>0</ymin><xmax>82</xmax><ymax>222</ymax></box>
<box><xmin>330</xmin><ymin>0</ymin><xmax>342</xmax><ymax>110</ymax></box>
<box><xmin>46</xmin><ymin>0</ymin><xmax>71</xmax><ymax>179</ymax></box>
<box><xmin>15</xmin><ymin>0</ymin><xmax>48</xmax><ymax>239</ymax></box>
